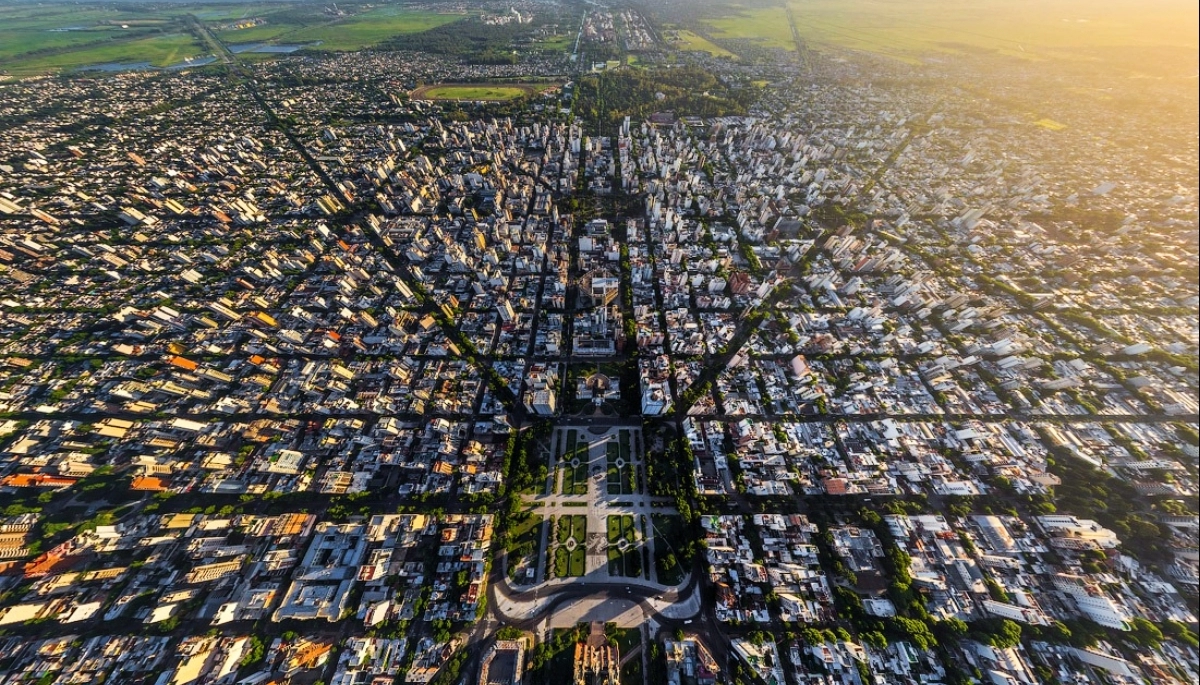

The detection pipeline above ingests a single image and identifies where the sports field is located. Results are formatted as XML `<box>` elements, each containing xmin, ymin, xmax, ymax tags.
<box><xmin>412</xmin><ymin>84</ymin><xmax>537</xmax><ymax>101</ymax></box>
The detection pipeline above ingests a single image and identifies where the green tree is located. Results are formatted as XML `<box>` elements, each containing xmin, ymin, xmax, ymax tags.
<box><xmin>240</xmin><ymin>636</ymin><xmax>265</xmax><ymax>667</ymax></box>
<box><xmin>1129</xmin><ymin>617</ymin><xmax>1163</xmax><ymax>648</ymax></box>
<box><xmin>987</xmin><ymin>620</ymin><xmax>1022</xmax><ymax>649</ymax></box>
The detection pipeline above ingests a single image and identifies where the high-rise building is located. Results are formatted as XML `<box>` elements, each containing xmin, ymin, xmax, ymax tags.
<box><xmin>497</xmin><ymin>300</ymin><xmax>516</xmax><ymax>323</ymax></box>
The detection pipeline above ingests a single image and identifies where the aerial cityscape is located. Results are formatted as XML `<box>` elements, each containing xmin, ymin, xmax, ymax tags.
<box><xmin>0</xmin><ymin>0</ymin><xmax>1196</xmax><ymax>683</ymax></box>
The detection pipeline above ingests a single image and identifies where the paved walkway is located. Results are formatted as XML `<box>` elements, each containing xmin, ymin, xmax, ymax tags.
<box><xmin>533</xmin><ymin>426</ymin><xmax>678</xmax><ymax>587</ymax></box>
<box><xmin>533</xmin><ymin>517</ymin><xmax>550</xmax><ymax>584</ymax></box>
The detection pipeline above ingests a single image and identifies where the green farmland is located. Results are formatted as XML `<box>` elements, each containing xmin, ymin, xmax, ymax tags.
<box><xmin>665</xmin><ymin>28</ymin><xmax>738</xmax><ymax>58</ymax></box>
<box><xmin>702</xmin><ymin>5</ymin><xmax>795</xmax><ymax>51</ymax></box>
<box><xmin>700</xmin><ymin>0</ymin><xmax>1198</xmax><ymax>67</ymax></box>
<box><xmin>285</xmin><ymin>6</ymin><xmax>463</xmax><ymax>51</ymax></box>
<box><xmin>0</xmin><ymin>2</ymin><xmax>463</xmax><ymax>76</ymax></box>
<box><xmin>3</xmin><ymin>34</ymin><xmax>207</xmax><ymax>76</ymax></box>
<box><xmin>0</xmin><ymin>2</ymin><xmax>278</xmax><ymax>75</ymax></box>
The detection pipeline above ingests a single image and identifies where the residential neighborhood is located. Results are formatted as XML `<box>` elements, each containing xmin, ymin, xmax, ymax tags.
<box><xmin>0</xmin><ymin>0</ymin><xmax>1196</xmax><ymax>683</ymax></box>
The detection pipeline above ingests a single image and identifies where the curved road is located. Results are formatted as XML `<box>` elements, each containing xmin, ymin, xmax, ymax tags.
<box><xmin>487</xmin><ymin>549</ymin><xmax>702</xmax><ymax>629</ymax></box>
<box><xmin>452</xmin><ymin>553</ymin><xmax>708</xmax><ymax>681</ymax></box>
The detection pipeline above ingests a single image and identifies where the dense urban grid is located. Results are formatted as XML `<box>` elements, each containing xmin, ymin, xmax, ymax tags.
<box><xmin>0</xmin><ymin>1</ymin><xmax>1197</xmax><ymax>684</ymax></box>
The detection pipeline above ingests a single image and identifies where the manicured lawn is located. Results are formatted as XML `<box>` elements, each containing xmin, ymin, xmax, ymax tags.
<box><xmin>606</xmin><ymin>515</ymin><xmax>640</xmax><ymax>577</ymax></box>
<box><xmin>554</xmin><ymin>547</ymin><xmax>569</xmax><ymax>577</ymax></box>
<box><xmin>553</xmin><ymin>514</ymin><xmax>588</xmax><ymax>577</ymax></box>
<box><xmin>569</xmin><ymin>548</ymin><xmax>586</xmax><ymax>576</ymax></box>
<box><xmin>417</xmin><ymin>85</ymin><xmax>531</xmax><ymax>101</ymax></box>
<box><xmin>559</xmin><ymin>432</ymin><xmax>590</xmax><ymax>496</ymax></box>
<box><xmin>560</xmin><ymin>460</ymin><xmax>588</xmax><ymax>496</ymax></box>
<box><xmin>606</xmin><ymin>441</ymin><xmax>621</xmax><ymax>494</ymax></box>
<box><xmin>606</xmin><ymin>435</ymin><xmax>634</xmax><ymax>495</ymax></box>
<box><xmin>570</xmin><ymin>515</ymin><xmax>586</xmax><ymax>541</ymax></box>
<box><xmin>510</xmin><ymin>512</ymin><xmax>542</xmax><ymax>545</ymax></box>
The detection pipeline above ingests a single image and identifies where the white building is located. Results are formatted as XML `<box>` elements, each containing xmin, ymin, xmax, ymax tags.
<box><xmin>1052</xmin><ymin>574</ymin><xmax>1132</xmax><ymax>630</ymax></box>
<box><xmin>641</xmin><ymin>384</ymin><xmax>670</xmax><ymax>416</ymax></box>
<box><xmin>1036</xmin><ymin>516</ymin><xmax>1120</xmax><ymax>550</ymax></box>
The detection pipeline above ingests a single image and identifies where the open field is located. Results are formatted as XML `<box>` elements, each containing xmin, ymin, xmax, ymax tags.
<box><xmin>534</xmin><ymin>34</ymin><xmax>573</xmax><ymax>52</ymax></box>
<box><xmin>702</xmin><ymin>6</ymin><xmax>795</xmax><ymax>51</ymax></box>
<box><xmin>190</xmin><ymin>6</ymin><xmax>267</xmax><ymax>22</ymax></box>
<box><xmin>0</xmin><ymin>26</ymin><xmax>156</xmax><ymax>63</ymax></box>
<box><xmin>0</xmin><ymin>3</ymin><xmax>270</xmax><ymax>75</ymax></box>
<box><xmin>0</xmin><ymin>3</ymin><xmax>468</xmax><ymax>74</ymax></box>
<box><xmin>285</xmin><ymin>7</ymin><xmax>463</xmax><ymax>51</ymax></box>
<box><xmin>701</xmin><ymin>0</ymin><xmax>1198</xmax><ymax>65</ymax></box>
<box><xmin>0</xmin><ymin>5</ymin><xmax>168</xmax><ymax>60</ymax></box>
<box><xmin>665</xmin><ymin>29</ymin><xmax>738</xmax><ymax>58</ymax></box>
<box><xmin>215</xmin><ymin>24</ymin><xmax>302</xmax><ymax>44</ymax></box>
<box><xmin>412</xmin><ymin>84</ymin><xmax>536</xmax><ymax>102</ymax></box>
<box><xmin>4</xmin><ymin>34</ymin><xmax>207</xmax><ymax>76</ymax></box>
